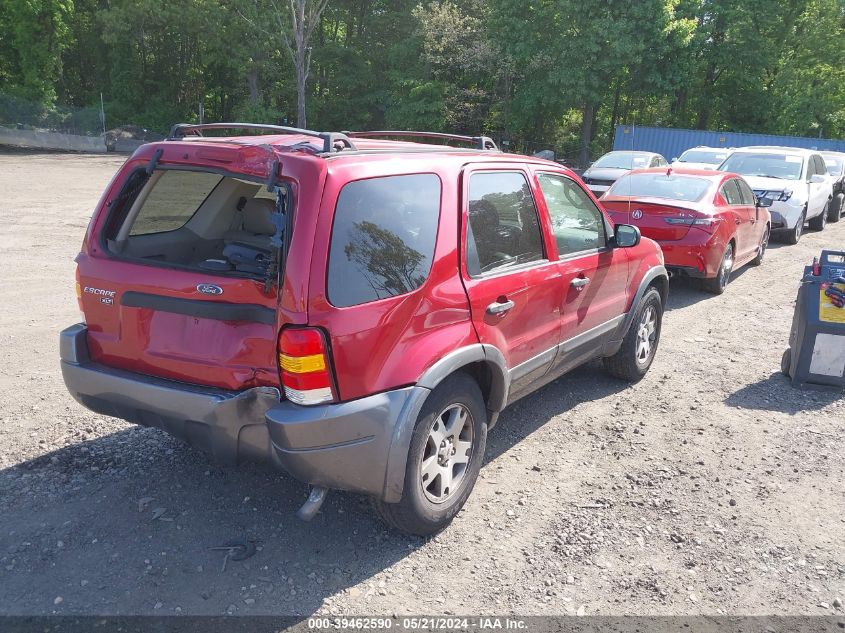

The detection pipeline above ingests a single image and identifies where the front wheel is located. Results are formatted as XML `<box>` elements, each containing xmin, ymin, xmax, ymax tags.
<box><xmin>750</xmin><ymin>226</ymin><xmax>769</xmax><ymax>267</ymax></box>
<box><xmin>828</xmin><ymin>193</ymin><xmax>843</xmax><ymax>223</ymax></box>
<box><xmin>702</xmin><ymin>242</ymin><xmax>734</xmax><ymax>295</ymax></box>
<box><xmin>602</xmin><ymin>286</ymin><xmax>663</xmax><ymax>382</ymax></box>
<box><xmin>782</xmin><ymin>209</ymin><xmax>806</xmax><ymax>245</ymax></box>
<box><xmin>808</xmin><ymin>201</ymin><xmax>829</xmax><ymax>231</ymax></box>
<box><xmin>372</xmin><ymin>373</ymin><xmax>487</xmax><ymax>536</ymax></box>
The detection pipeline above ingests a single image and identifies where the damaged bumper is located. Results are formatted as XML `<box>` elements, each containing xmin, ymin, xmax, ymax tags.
<box><xmin>60</xmin><ymin>324</ymin><xmax>420</xmax><ymax>501</ymax></box>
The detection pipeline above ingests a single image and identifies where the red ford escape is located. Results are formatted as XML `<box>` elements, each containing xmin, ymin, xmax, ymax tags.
<box><xmin>60</xmin><ymin>124</ymin><xmax>668</xmax><ymax>535</ymax></box>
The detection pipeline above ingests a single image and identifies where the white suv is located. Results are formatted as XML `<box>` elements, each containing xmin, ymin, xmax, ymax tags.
<box><xmin>718</xmin><ymin>147</ymin><xmax>833</xmax><ymax>244</ymax></box>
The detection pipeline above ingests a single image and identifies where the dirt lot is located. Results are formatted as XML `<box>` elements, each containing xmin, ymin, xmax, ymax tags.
<box><xmin>0</xmin><ymin>151</ymin><xmax>843</xmax><ymax>618</ymax></box>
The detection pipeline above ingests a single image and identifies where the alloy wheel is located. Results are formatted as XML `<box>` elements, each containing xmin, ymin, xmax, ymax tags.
<box><xmin>759</xmin><ymin>228</ymin><xmax>769</xmax><ymax>260</ymax></box>
<box><xmin>635</xmin><ymin>305</ymin><xmax>657</xmax><ymax>366</ymax></box>
<box><xmin>420</xmin><ymin>403</ymin><xmax>474</xmax><ymax>504</ymax></box>
<box><xmin>717</xmin><ymin>243</ymin><xmax>734</xmax><ymax>290</ymax></box>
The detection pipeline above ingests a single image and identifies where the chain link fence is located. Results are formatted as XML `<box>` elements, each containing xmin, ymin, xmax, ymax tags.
<box><xmin>0</xmin><ymin>93</ymin><xmax>162</xmax><ymax>152</ymax></box>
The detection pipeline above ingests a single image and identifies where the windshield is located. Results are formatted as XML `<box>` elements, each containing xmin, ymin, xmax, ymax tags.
<box><xmin>593</xmin><ymin>152</ymin><xmax>652</xmax><ymax>170</ymax></box>
<box><xmin>607</xmin><ymin>173</ymin><xmax>712</xmax><ymax>202</ymax></box>
<box><xmin>719</xmin><ymin>152</ymin><xmax>803</xmax><ymax>180</ymax></box>
<box><xmin>678</xmin><ymin>149</ymin><xmax>728</xmax><ymax>165</ymax></box>
<box><xmin>823</xmin><ymin>156</ymin><xmax>843</xmax><ymax>176</ymax></box>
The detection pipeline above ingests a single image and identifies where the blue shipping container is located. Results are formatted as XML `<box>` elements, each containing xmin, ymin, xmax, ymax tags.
<box><xmin>612</xmin><ymin>124</ymin><xmax>845</xmax><ymax>162</ymax></box>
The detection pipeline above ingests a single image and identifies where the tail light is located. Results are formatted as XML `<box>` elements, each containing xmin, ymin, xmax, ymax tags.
<box><xmin>277</xmin><ymin>328</ymin><xmax>337</xmax><ymax>405</ymax></box>
<box><xmin>74</xmin><ymin>266</ymin><xmax>85</xmax><ymax>321</ymax></box>
<box><xmin>665</xmin><ymin>214</ymin><xmax>720</xmax><ymax>234</ymax></box>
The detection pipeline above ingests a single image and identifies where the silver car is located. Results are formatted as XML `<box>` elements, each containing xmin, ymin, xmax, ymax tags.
<box><xmin>581</xmin><ymin>151</ymin><xmax>667</xmax><ymax>196</ymax></box>
<box><xmin>719</xmin><ymin>147</ymin><xmax>834</xmax><ymax>244</ymax></box>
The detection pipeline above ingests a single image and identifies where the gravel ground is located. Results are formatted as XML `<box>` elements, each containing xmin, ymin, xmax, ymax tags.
<box><xmin>0</xmin><ymin>151</ymin><xmax>843</xmax><ymax>617</ymax></box>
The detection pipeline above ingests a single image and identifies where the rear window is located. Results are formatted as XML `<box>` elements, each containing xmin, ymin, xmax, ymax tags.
<box><xmin>608</xmin><ymin>173</ymin><xmax>712</xmax><ymax>202</ymax></box>
<box><xmin>129</xmin><ymin>170</ymin><xmax>223</xmax><ymax>235</ymax></box>
<box><xmin>327</xmin><ymin>174</ymin><xmax>441</xmax><ymax>308</ymax></box>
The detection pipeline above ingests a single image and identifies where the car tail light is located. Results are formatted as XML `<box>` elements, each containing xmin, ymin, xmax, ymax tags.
<box><xmin>665</xmin><ymin>214</ymin><xmax>720</xmax><ymax>234</ymax></box>
<box><xmin>74</xmin><ymin>267</ymin><xmax>85</xmax><ymax>321</ymax></box>
<box><xmin>278</xmin><ymin>328</ymin><xmax>337</xmax><ymax>405</ymax></box>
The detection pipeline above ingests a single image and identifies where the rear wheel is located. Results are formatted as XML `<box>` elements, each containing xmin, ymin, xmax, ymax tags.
<box><xmin>602</xmin><ymin>287</ymin><xmax>663</xmax><ymax>382</ymax></box>
<box><xmin>372</xmin><ymin>373</ymin><xmax>487</xmax><ymax>536</ymax></box>
<box><xmin>828</xmin><ymin>193</ymin><xmax>843</xmax><ymax>223</ymax></box>
<box><xmin>749</xmin><ymin>225</ymin><xmax>769</xmax><ymax>267</ymax></box>
<box><xmin>782</xmin><ymin>209</ymin><xmax>805</xmax><ymax>245</ymax></box>
<box><xmin>809</xmin><ymin>201</ymin><xmax>829</xmax><ymax>231</ymax></box>
<box><xmin>702</xmin><ymin>242</ymin><xmax>734</xmax><ymax>294</ymax></box>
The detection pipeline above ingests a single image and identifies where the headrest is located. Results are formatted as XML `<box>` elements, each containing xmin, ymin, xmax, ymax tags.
<box><xmin>242</xmin><ymin>198</ymin><xmax>277</xmax><ymax>235</ymax></box>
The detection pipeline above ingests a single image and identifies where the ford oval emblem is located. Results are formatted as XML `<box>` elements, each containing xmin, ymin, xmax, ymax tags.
<box><xmin>632</xmin><ymin>209</ymin><xmax>643</xmax><ymax>220</ymax></box>
<box><xmin>197</xmin><ymin>283</ymin><xmax>223</xmax><ymax>296</ymax></box>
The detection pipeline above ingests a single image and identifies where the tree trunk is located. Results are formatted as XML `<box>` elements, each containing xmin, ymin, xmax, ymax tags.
<box><xmin>247</xmin><ymin>68</ymin><xmax>260</xmax><ymax>105</ymax></box>
<box><xmin>579</xmin><ymin>103</ymin><xmax>595</xmax><ymax>168</ymax></box>
<box><xmin>608</xmin><ymin>80</ymin><xmax>621</xmax><ymax>146</ymax></box>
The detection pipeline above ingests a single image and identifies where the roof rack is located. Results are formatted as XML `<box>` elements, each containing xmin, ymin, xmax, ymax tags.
<box><xmin>345</xmin><ymin>130</ymin><xmax>499</xmax><ymax>151</ymax></box>
<box><xmin>166</xmin><ymin>122</ymin><xmax>356</xmax><ymax>154</ymax></box>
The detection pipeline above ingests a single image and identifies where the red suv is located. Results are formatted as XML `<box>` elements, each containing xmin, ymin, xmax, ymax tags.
<box><xmin>60</xmin><ymin>124</ymin><xmax>668</xmax><ymax>535</ymax></box>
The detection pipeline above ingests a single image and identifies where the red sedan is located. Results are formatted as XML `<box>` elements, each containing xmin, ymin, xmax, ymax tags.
<box><xmin>601</xmin><ymin>167</ymin><xmax>772</xmax><ymax>294</ymax></box>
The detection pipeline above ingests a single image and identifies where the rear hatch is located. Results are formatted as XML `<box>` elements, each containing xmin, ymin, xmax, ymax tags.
<box><xmin>602</xmin><ymin>199</ymin><xmax>697</xmax><ymax>241</ymax></box>
<box><xmin>77</xmin><ymin>141</ymin><xmax>314</xmax><ymax>391</ymax></box>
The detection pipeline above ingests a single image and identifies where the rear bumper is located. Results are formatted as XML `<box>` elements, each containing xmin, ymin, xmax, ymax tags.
<box><xmin>657</xmin><ymin>237</ymin><xmax>724</xmax><ymax>279</ymax></box>
<box><xmin>60</xmin><ymin>324</ymin><xmax>420</xmax><ymax>500</ymax></box>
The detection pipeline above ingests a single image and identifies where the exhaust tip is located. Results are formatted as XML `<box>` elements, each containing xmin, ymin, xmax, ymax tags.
<box><xmin>296</xmin><ymin>486</ymin><xmax>329</xmax><ymax>521</ymax></box>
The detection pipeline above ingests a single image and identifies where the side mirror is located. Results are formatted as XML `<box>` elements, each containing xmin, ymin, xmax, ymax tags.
<box><xmin>756</xmin><ymin>196</ymin><xmax>774</xmax><ymax>208</ymax></box>
<box><xmin>671</xmin><ymin>157</ymin><xmax>678</xmax><ymax>162</ymax></box>
<box><xmin>613</xmin><ymin>224</ymin><xmax>641</xmax><ymax>248</ymax></box>
<box><xmin>810</xmin><ymin>174</ymin><xmax>826</xmax><ymax>184</ymax></box>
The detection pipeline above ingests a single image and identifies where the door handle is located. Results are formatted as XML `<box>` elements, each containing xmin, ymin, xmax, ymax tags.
<box><xmin>571</xmin><ymin>277</ymin><xmax>590</xmax><ymax>289</ymax></box>
<box><xmin>735</xmin><ymin>218</ymin><xmax>741</xmax><ymax>225</ymax></box>
<box><xmin>486</xmin><ymin>299</ymin><xmax>515</xmax><ymax>315</ymax></box>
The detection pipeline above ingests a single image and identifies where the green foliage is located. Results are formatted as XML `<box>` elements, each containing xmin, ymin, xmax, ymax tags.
<box><xmin>2</xmin><ymin>0</ymin><xmax>845</xmax><ymax>163</ymax></box>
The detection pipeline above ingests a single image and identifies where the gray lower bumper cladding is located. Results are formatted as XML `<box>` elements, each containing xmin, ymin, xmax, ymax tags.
<box><xmin>59</xmin><ymin>324</ymin><xmax>421</xmax><ymax>502</ymax></box>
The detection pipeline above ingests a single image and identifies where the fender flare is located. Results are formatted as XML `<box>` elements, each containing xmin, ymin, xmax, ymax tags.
<box><xmin>380</xmin><ymin>344</ymin><xmax>509</xmax><ymax>502</ymax></box>
<box><xmin>615</xmin><ymin>265</ymin><xmax>668</xmax><ymax>341</ymax></box>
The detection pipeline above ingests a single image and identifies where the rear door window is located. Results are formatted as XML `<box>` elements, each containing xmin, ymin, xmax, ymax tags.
<box><xmin>721</xmin><ymin>179</ymin><xmax>743</xmax><ymax>205</ymax></box>
<box><xmin>735</xmin><ymin>179</ymin><xmax>756</xmax><ymax>205</ymax></box>
<box><xmin>465</xmin><ymin>172</ymin><xmax>546</xmax><ymax>276</ymax></box>
<box><xmin>327</xmin><ymin>174</ymin><xmax>441</xmax><ymax>308</ymax></box>
<box><xmin>129</xmin><ymin>170</ymin><xmax>223</xmax><ymax>235</ymax></box>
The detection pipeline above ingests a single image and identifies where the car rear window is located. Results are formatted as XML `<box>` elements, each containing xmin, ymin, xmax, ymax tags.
<box><xmin>608</xmin><ymin>173</ymin><xmax>712</xmax><ymax>202</ymax></box>
<box><xmin>129</xmin><ymin>170</ymin><xmax>223</xmax><ymax>236</ymax></box>
<box><xmin>327</xmin><ymin>174</ymin><xmax>441</xmax><ymax>308</ymax></box>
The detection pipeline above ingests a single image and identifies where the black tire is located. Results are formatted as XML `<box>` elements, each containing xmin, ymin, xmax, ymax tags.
<box><xmin>828</xmin><ymin>193</ymin><xmax>843</xmax><ymax>223</ymax></box>
<box><xmin>602</xmin><ymin>286</ymin><xmax>663</xmax><ymax>382</ymax></box>
<box><xmin>372</xmin><ymin>373</ymin><xmax>487</xmax><ymax>536</ymax></box>
<box><xmin>781</xmin><ymin>209</ymin><xmax>805</xmax><ymax>245</ymax></box>
<box><xmin>781</xmin><ymin>348</ymin><xmax>791</xmax><ymax>378</ymax></box>
<box><xmin>808</xmin><ymin>201</ymin><xmax>829</xmax><ymax>231</ymax></box>
<box><xmin>749</xmin><ymin>225</ymin><xmax>769</xmax><ymax>267</ymax></box>
<box><xmin>702</xmin><ymin>242</ymin><xmax>734</xmax><ymax>295</ymax></box>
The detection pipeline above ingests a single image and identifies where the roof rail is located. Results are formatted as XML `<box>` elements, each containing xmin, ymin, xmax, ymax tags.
<box><xmin>345</xmin><ymin>130</ymin><xmax>499</xmax><ymax>151</ymax></box>
<box><xmin>166</xmin><ymin>122</ymin><xmax>356</xmax><ymax>154</ymax></box>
